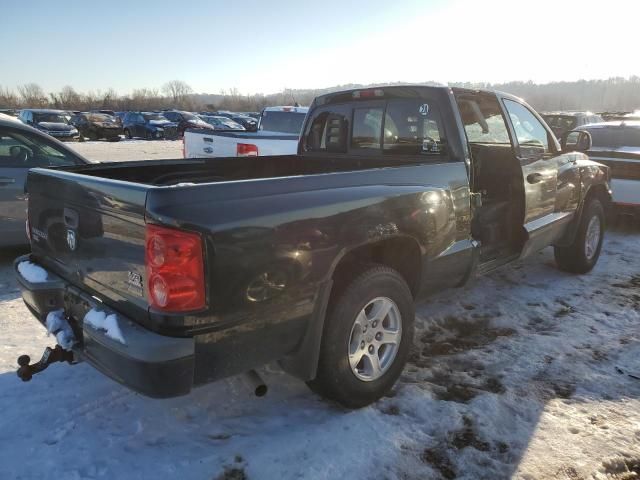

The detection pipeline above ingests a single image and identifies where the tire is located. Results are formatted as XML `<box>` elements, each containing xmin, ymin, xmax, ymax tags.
<box><xmin>124</xmin><ymin>128</ymin><xmax>132</xmax><ymax>139</ymax></box>
<box><xmin>554</xmin><ymin>198</ymin><xmax>605</xmax><ymax>274</ymax></box>
<box><xmin>89</xmin><ymin>130</ymin><xmax>99</xmax><ymax>141</ymax></box>
<box><xmin>307</xmin><ymin>266</ymin><xmax>414</xmax><ymax>408</ymax></box>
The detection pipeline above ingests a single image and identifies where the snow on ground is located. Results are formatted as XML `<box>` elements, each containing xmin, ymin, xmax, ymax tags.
<box><xmin>0</xmin><ymin>219</ymin><xmax>639</xmax><ymax>480</ymax></box>
<box><xmin>67</xmin><ymin>139</ymin><xmax>182</xmax><ymax>162</ymax></box>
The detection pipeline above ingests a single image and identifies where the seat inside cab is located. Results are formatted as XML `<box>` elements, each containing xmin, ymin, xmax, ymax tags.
<box><xmin>455</xmin><ymin>92</ymin><xmax>526</xmax><ymax>263</ymax></box>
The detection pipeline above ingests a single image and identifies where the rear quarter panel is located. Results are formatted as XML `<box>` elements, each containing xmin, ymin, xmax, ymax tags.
<box><xmin>146</xmin><ymin>162</ymin><xmax>471</xmax><ymax>382</ymax></box>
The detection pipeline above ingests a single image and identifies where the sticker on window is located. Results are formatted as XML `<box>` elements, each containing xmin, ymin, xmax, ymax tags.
<box><xmin>418</xmin><ymin>104</ymin><xmax>430</xmax><ymax>116</ymax></box>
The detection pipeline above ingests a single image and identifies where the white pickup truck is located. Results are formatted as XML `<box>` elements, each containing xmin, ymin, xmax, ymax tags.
<box><xmin>183</xmin><ymin>106</ymin><xmax>308</xmax><ymax>158</ymax></box>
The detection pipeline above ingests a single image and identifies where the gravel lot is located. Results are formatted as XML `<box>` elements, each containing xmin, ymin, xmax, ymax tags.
<box><xmin>0</xmin><ymin>141</ymin><xmax>638</xmax><ymax>479</ymax></box>
<box><xmin>68</xmin><ymin>139</ymin><xmax>182</xmax><ymax>162</ymax></box>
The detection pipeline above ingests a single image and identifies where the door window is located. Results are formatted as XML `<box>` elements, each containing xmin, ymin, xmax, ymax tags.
<box><xmin>455</xmin><ymin>93</ymin><xmax>511</xmax><ymax>145</ymax></box>
<box><xmin>503</xmin><ymin>99</ymin><xmax>551</xmax><ymax>157</ymax></box>
<box><xmin>0</xmin><ymin>128</ymin><xmax>84</xmax><ymax>167</ymax></box>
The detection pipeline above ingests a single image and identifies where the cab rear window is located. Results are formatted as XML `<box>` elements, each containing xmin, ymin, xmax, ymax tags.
<box><xmin>304</xmin><ymin>99</ymin><xmax>446</xmax><ymax>158</ymax></box>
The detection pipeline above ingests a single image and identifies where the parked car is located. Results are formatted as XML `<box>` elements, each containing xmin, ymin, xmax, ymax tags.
<box><xmin>198</xmin><ymin>115</ymin><xmax>246</xmax><ymax>131</ymax></box>
<box><xmin>161</xmin><ymin>110</ymin><xmax>214</xmax><ymax>136</ymax></box>
<box><xmin>258</xmin><ymin>106</ymin><xmax>309</xmax><ymax>133</ymax></box>
<box><xmin>122</xmin><ymin>112</ymin><xmax>179</xmax><ymax>140</ymax></box>
<box><xmin>184</xmin><ymin>106</ymin><xmax>309</xmax><ymax>158</ymax></box>
<box><xmin>211</xmin><ymin>110</ymin><xmax>236</xmax><ymax>119</ymax></box>
<box><xmin>15</xmin><ymin>85</ymin><xmax>610</xmax><ymax>408</ymax></box>
<box><xmin>570</xmin><ymin>121</ymin><xmax>640</xmax><ymax>211</ymax></box>
<box><xmin>18</xmin><ymin>109</ymin><xmax>80</xmax><ymax>141</ymax></box>
<box><xmin>231</xmin><ymin>115</ymin><xmax>258</xmax><ymax>131</ymax></box>
<box><xmin>240</xmin><ymin>112</ymin><xmax>261</xmax><ymax>120</ymax></box>
<box><xmin>90</xmin><ymin>109</ymin><xmax>116</xmax><ymax>118</ymax></box>
<box><xmin>114</xmin><ymin>112</ymin><xmax>127</xmax><ymax>125</ymax></box>
<box><xmin>70</xmin><ymin>113</ymin><xmax>123</xmax><ymax>141</ymax></box>
<box><xmin>0</xmin><ymin>117</ymin><xmax>89</xmax><ymax>247</ymax></box>
<box><xmin>542</xmin><ymin>111</ymin><xmax>603</xmax><ymax>139</ymax></box>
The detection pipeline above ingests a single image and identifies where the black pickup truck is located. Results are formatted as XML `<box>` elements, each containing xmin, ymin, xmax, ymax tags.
<box><xmin>15</xmin><ymin>86</ymin><xmax>611</xmax><ymax>408</ymax></box>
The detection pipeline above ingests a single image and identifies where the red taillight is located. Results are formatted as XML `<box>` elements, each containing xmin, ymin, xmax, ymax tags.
<box><xmin>352</xmin><ymin>89</ymin><xmax>384</xmax><ymax>99</ymax></box>
<box><xmin>145</xmin><ymin>224</ymin><xmax>206</xmax><ymax>312</ymax></box>
<box><xmin>182</xmin><ymin>136</ymin><xmax>186</xmax><ymax>158</ymax></box>
<box><xmin>237</xmin><ymin>143</ymin><xmax>258</xmax><ymax>157</ymax></box>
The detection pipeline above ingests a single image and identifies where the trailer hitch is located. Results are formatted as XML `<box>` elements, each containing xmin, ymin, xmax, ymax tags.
<box><xmin>16</xmin><ymin>345</ymin><xmax>74</xmax><ymax>382</ymax></box>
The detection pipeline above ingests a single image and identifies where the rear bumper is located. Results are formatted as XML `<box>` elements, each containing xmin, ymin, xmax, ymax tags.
<box><xmin>14</xmin><ymin>254</ymin><xmax>195</xmax><ymax>398</ymax></box>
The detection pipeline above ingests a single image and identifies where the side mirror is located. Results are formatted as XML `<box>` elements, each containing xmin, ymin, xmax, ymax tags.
<box><xmin>562</xmin><ymin>130</ymin><xmax>592</xmax><ymax>152</ymax></box>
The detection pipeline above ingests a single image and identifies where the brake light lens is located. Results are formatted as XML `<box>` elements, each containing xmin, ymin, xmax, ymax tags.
<box><xmin>352</xmin><ymin>89</ymin><xmax>384</xmax><ymax>99</ymax></box>
<box><xmin>237</xmin><ymin>143</ymin><xmax>259</xmax><ymax>157</ymax></box>
<box><xmin>145</xmin><ymin>224</ymin><xmax>206</xmax><ymax>312</ymax></box>
<box><xmin>181</xmin><ymin>135</ymin><xmax>186</xmax><ymax>158</ymax></box>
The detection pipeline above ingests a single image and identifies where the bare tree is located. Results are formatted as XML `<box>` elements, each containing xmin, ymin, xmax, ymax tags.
<box><xmin>0</xmin><ymin>86</ymin><xmax>19</xmax><ymax>108</ymax></box>
<box><xmin>162</xmin><ymin>80</ymin><xmax>193</xmax><ymax>108</ymax></box>
<box><xmin>17</xmin><ymin>83</ymin><xmax>47</xmax><ymax>107</ymax></box>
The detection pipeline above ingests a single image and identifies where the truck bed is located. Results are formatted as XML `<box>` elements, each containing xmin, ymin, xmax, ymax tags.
<box><xmin>60</xmin><ymin>154</ymin><xmax>418</xmax><ymax>186</ymax></box>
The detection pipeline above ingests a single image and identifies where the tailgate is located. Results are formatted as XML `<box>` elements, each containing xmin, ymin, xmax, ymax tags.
<box><xmin>184</xmin><ymin>129</ymin><xmax>299</xmax><ymax>158</ymax></box>
<box><xmin>27</xmin><ymin>168</ymin><xmax>150</xmax><ymax>323</ymax></box>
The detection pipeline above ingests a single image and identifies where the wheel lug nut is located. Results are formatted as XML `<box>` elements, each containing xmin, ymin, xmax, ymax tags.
<box><xmin>375</xmin><ymin>332</ymin><xmax>382</xmax><ymax>341</ymax></box>
<box><xmin>368</xmin><ymin>345</ymin><xmax>374</xmax><ymax>354</ymax></box>
<box><xmin>360</xmin><ymin>340</ymin><xmax>365</xmax><ymax>349</ymax></box>
<box><xmin>372</xmin><ymin>320</ymin><xmax>377</xmax><ymax>328</ymax></box>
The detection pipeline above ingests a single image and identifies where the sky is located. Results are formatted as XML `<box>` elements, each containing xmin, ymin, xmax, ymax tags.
<box><xmin>1</xmin><ymin>0</ymin><xmax>638</xmax><ymax>96</ymax></box>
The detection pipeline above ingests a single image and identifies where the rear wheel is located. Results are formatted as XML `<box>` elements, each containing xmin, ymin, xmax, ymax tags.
<box><xmin>124</xmin><ymin>128</ymin><xmax>132</xmax><ymax>139</ymax></box>
<box><xmin>554</xmin><ymin>198</ymin><xmax>605</xmax><ymax>273</ymax></box>
<box><xmin>307</xmin><ymin>266</ymin><xmax>414</xmax><ymax>408</ymax></box>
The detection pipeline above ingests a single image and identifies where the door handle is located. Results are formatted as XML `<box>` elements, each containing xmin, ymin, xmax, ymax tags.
<box><xmin>526</xmin><ymin>173</ymin><xmax>544</xmax><ymax>184</ymax></box>
<box><xmin>0</xmin><ymin>177</ymin><xmax>16</xmax><ymax>186</ymax></box>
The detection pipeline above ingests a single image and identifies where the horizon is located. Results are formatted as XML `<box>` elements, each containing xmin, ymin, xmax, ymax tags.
<box><xmin>2</xmin><ymin>0</ymin><xmax>639</xmax><ymax>96</ymax></box>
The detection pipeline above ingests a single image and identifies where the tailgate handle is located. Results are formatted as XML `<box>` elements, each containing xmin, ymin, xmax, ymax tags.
<box><xmin>203</xmin><ymin>147</ymin><xmax>213</xmax><ymax>153</ymax></box>
<box><xmin>203</xmin><ymin>137</ymin><xmax>213</xmax><ymax>143</ymax></box>
<box><xmin>63</xmin><ymin>207</ymin><xmax>79</xmax><ymax>228</ymax></box>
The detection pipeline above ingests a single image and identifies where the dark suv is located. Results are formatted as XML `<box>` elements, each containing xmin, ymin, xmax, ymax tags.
<box><xmin>18</xmin><ymin>109</ymin><xmax>80</xmax><ymax>141</ymax></box>
<box><xmin>162</xmin><ymin>110</ymin><xmax>214</xmax><ymax>136</ymax></box>
<box><xmin>542</xmin><ymin>111</ymin><xmax>603</xmax><ymax>139</ymax></box>
<box><xmin>122</xmin><ymin>112</ymin><xmax>179</xmax><ymax>140</ymax></box>
<box><xmin>70</xmin><ymin>113</ymin><xmax>123</xmax><ymax>141</ymax></box>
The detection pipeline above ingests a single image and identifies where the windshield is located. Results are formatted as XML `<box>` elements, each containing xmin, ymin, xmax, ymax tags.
<box><xmin>144</xmin><ymin>114</ymin><xmax>167</xmax><ymax>121</ymax></box>
<box><xmin>182</xmin><ymin>112</ymin><xmax>198</xmax><ymax>121</ymax></box>
<box><xmin>543</xmin><ymin>115</ymin><xmax>577</xmax><ymax>131</ymax></box>
<box><xmin>259</xmin><ymin>111</ymin><xmax>306</xmax><ymax>134</ymax></box>
<box><xmin>87</xmin><ymin>114</ymin><xmax>114</xmax><ymax>122</ymax></box>
<box><xmin>202</xmin><ymin>116</ymin><xmax>244</xmax><ymax>130</ymax></box>
<box><xmin>34</xmin><ymin>113</ymin><xmax>68</xmax><ymax>124</ymax></box>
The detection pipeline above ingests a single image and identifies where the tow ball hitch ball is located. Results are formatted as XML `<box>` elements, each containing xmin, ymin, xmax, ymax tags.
<box><xmin>16</xmin><ymin>345</ymin><xmax>74</xmax><ymax>382</ymax></box>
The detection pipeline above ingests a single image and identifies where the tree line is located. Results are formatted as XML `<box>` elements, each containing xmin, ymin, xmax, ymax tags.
<box><xmin>1</xmin><ymin>77</ymin><xmax>639</xmax><ymax>113</ymax></box>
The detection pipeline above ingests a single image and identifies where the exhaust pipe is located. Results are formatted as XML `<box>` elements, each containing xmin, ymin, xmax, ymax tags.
<box><xmin>242</xmin><ymin>370</ymin><xmax>267</xmax><ymax>397</ymax></box>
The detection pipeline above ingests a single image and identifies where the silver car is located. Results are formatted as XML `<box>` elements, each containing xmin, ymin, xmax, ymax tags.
<box><xmin>0</xmin><ymin>117</ymin><xmax>89</xmax><ymax>247</ymax></box>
